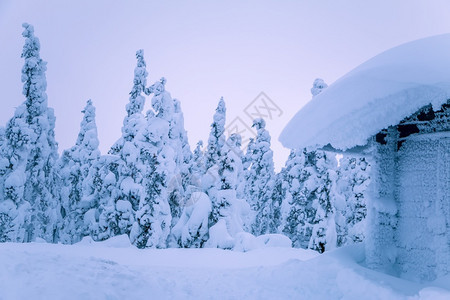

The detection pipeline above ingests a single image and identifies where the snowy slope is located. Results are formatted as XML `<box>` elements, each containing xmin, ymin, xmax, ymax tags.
<box><xmin>0</xmin><ymin>238</ymin><xmax>449</xmax><ymax>299</ymax></box>
<box><xmin>280</xmin><ymin>34</ymin><xmax>450</xmax><ymax>150</ymax></box>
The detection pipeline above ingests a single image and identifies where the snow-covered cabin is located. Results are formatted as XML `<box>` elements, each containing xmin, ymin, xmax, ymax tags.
<box><xmin>280</xmin><ymin>34</ymin><xmax>450</xmax><ymax>281</ymax></box>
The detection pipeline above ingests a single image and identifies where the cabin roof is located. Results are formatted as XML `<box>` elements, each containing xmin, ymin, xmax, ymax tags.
<box><xmin>279</xmin><ymin>34</ymin><xmax>450</xmax><ymax>151</ymax></box>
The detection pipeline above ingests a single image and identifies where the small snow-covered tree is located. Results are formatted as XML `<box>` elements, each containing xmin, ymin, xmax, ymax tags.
<box><xmin>279</xmin><ymin>149</ymin><xmax>310</xmax><ymax>247</ymax></box>
<box><xmin>58</xmin><ymin>100</ymin><xmax>100</xmax><ymax>244</ymax></box>
<box><xmin>244</xmin><ymin>118</ymin><xmax>276</xmax><ymax>235</ymax></box>
<box><xmin>205</xmin><ymin>97</ymin><xmax>226</xmax><ymax>170</ymax></box>
<box><xmin>308</xmin><ymin>151</ymin><xmax>338</xmax><ymax>253</ymax></box>
<box><xmin>191</xmin><ymin>140</ymin><xmax>205</xmax><ymax>180</ymax></box>
<box><xmin>131</xmin><ymin>151</ymin><xmax>169</xmax><ymax>248</ymax></box>
<box><xmin>280</xmin><ymin>149</ymin><xmax>339</xmax><ymax>252</ymax></box>
<box><xmin>209</xmin><ymin>134</ymin><xmax>244</xmax><ymax>225</ymax></box>
<box><xmin>171</xmin><ymin>191</ymin><xmax>212</xmax><ymax>248</ymax></box>
<box><xmin>310</xmin><ymin>78</ymin><xmax>328</xmax><ymax>97</ymax></box>
<box><xmin>335</xmin><ymin>156</ymin><xmax>370</xmax><ymax>246</ymax></box>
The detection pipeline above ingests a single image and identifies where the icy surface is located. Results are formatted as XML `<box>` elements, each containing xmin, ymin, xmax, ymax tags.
<box><xmin>280</xmin><ymin>34</ymin><xmax>450</xmax><ymax>150</ymax></box>
<box><xmin>0</xmin><ymin>242</ymin><xmax>448</xmax><ymax>299</ymax></box>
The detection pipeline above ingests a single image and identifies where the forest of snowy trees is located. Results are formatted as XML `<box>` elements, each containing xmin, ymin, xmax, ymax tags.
<box><xmin>0</xmin><ymin>24</ymin><xmax>370</xmax><ymax>253</ymax></box>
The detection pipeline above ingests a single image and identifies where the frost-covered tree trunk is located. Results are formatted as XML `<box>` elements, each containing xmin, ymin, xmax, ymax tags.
<box><xmin>58</xmin><ymin>100</ymin><xmax>100</xmax><ymax>244</ymax></box>
<box><xmin>1</xmin><ymin>24</ymin><xmax>60</xmax><ymax>243</ymax></box>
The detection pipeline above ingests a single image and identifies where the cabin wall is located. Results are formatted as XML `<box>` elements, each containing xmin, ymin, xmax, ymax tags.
<box><xmin>396</xmin><ymin>133</ymin><xmax>450</xmax><ymax>281</ymax></box>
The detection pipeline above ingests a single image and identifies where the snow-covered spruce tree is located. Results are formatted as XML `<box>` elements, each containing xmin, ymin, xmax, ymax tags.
<box><xmin>110</xmin><ymin>48</ymin><xmax>148</xmax><ymax>214</ymax></box>
<box><xmin>210</xmin><ymin>134</ymin><xmax>244</xmax><ymax>224</ymax></box>
<box><xmin>58</xmin><ymin>100</ymin><xmax>100</xmax><ymax>244</ymax></box>
<box><xmin>1</xmin><ymin>24</ymin><xmax>59</xmax><ymax>243</ymax></box>
<box><xmin>205</xmin><ymin>97</ymin><xmax>226</xmax><ymax>171</ymax></box>
<box><xmin>166</xmin><ymin>98</ymin><xmax>193</xmax><ymax>226</ymax></box>
<box><xmin>90</xmin><ymin>50</ymin><xmax>148</xmax><ymax>241</ymax></box>
<box><xmin>205</xmin><ymin>133</ymin><xmax>251</xmax><ymax>249</ymax></box>
<box><xmin>83</xmin><ymin>155</ymin><xmax>126</xmax><ymax>241</ymax></box>
<box><xmin>170</xmin><ymin>190</ymin><xmax>212</xmax><ymax>248</ymax></box>
<box><xmin>0</xmin><ymin>127</ymin><xmax>14</xmax><ymax>242</ymax></box>
<box><xmin>308</xmin><ymin>150</ymin><xmax>338</xmax><ymax>253</ymax></box>
<box><xmin>279</xmin><ymin>149</ymin><xmax>311</xmax><ymax>248</ymax></box>
<box><xmin>191</xmin><ymin>140</ymin><xmax>205</xmax><ymax>180</ymax></box>
<box><xmin>244</xmin><ymin>118</ymin><xmax>276</xmax><ymax>235</ymax></box>
<box><xmin>130</xmin><ymin>79</ymin><xmax>174</xmax><ymax>248</ymax></box>
<box><xmin>335</xmin><ymin>156</ymin><xmax>370</xmax><ymax>246</ymax></box>
<box><xmin>202</xmin><ymin>98</ymin><xmax>227</xmax><ymax>217</ymax></box>
<box><xmin>279</xmin><ymin>149</ymin><xmax>339</xmax><ymax>252</ymax></box>
<box><xmin>310</xmin><ymin>78</ymin><xmax>328</xmax><ymax>97</ymax></box>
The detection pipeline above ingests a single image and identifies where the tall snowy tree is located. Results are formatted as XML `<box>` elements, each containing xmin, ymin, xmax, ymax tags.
<box><xmin>244</xmin><ymin>118</ymin><xmax>276</xmax><ymax>235</ymax></box>
<box><xmin>58</xmin><ymin>100</ymin><xmax>100</xmax><ymax>244</ymax></box>
<box><xmin>1</xmin><ymin>23</ymin><xmax>60</xmax><ymax>243</ymax></box>
<box><xmin>130</xmin><ymin>78</ymin><xmax>175</xmax><ymax>248</ymax></box>
<box><xmin>167</xmin><ymin>98</ymin><xmax>193</xmax><ymax>226</ymax></box>
<box><xmin>90</xmin><ymin>49</ymin><xmax>149</xmax><ymax>241</ymax></box>
<box><xmin>201</xmin><ymin>97</ymin><xmax>227</xmax><ymax>217</ymax></box>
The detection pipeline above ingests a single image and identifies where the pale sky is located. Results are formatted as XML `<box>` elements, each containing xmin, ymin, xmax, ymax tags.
<box><xmin>1</xmin><ymin>0</ymin><xmax>450</xmax><ymax>169</ymax></box>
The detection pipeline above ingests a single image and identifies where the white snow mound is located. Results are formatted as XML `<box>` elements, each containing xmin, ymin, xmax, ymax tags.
<box><xmin>280</xmin><ymin>34</ymin><xmax>450</xmax><ymax>150</ymax></box>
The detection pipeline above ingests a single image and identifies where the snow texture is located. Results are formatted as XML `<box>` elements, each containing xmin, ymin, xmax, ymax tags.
<box><xmin>280</xmin><ymin>34</ymin><xmax>450</xmax><ymax>150</ymax></box>
<box><xmin>0</xmin><ymin>241</ymin><xmax>448</xmax><ymax>299</ymax></box>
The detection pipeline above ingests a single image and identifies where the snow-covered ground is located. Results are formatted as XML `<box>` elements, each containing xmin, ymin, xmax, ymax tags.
<box><xmin>0</xmin><ymin>237</ymin><xmax>448</xmax><ymax>299</ymax></box>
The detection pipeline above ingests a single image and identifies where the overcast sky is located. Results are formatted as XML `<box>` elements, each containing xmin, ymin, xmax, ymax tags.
<box><xmin>1</xmin><ymin>0</ymin><xmax>450</xmax><ymax>169</ymax></box>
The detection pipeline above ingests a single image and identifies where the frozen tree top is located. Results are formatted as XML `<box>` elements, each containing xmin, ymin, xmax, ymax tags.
<box><xmin>310</xmin><ymin>78</ymin><xmax>328</xmax><ymax>97</ymax></box>
<box><xmin>280</xmin><ymin>34</ymin><xmax>450</xmax><ymax>151</ymax></box>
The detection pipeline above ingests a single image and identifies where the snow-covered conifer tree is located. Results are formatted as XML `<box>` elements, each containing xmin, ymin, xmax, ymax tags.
<box><xmin>58</xmin><ymin>100</ymin><xmax>100</xmax><ymax>244</ymax></box>
<box><xmin>191</xmin><ymin>140</ymin><xmax>205</xmax><ymax>180</ymax></box>
<box><xmin>308</xmin><ymin>151</ymin><xmax>338</xmax><ymax>253</ymax></box>
<box><xmin>92</xmin><ymin>50</ymin><xmax>148</xmax><ymax>241</ymax></box>
<box><xmin>167</xmin><ymin>98</ymin><xmax>193</xmax><ymax>226</ymax></box>
<box><xmin>335</xmin><ymin>156</ymin><xmax>370</xmax><ymax>246</ymax></box>
<box><xmin>130</xmin><ymin>79</ymin><xmax>174</xmax><ymax>248</ymax></box>
<box><xmin>279</xmin><ymin>149</ymin><xmax>312</xmax><ymax>247</ymax></box>
<box><xmin>244</xmin><ymin>118</ymin><xmax>276</xmax><ymax>235</ymax></box>
<box><xmin>1</xmin><ymin>24</ymin><xmax>60</xmax><ymax>243</ymax></box>
<box><xmin>279</xmin><ymin>149</ymin><xmax>339</xmax><ymax>252</ymax></box>
<box><xmin>205</xmin><ymin>97</ymin><xmax>226</xmax><ymax>170</ymax></box>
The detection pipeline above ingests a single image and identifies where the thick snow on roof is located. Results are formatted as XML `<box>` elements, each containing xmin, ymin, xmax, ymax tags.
<box><xmin>280</xmin><ymin>34</ymin><xmax>450</xmax><ymax>151</ymax></box>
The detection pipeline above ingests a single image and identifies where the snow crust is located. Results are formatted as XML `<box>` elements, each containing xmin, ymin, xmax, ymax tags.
<box><xmin>280</xmin><ymin>34</ymin><xmax>450</xmax><ymax>150</ymax></box>
<box><xmin>0</xmin><ymin>242</ymin><xmax>448</xmax><ymax>299</ymax></box>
